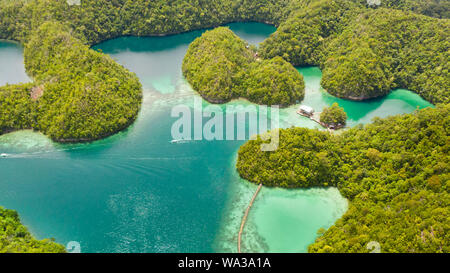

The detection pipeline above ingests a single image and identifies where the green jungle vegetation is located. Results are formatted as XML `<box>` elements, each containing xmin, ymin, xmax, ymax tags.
<box><xmin>321</xmin><ymin>9</ymin><xmax>449</xmax><ymax>102</ymax></box>
<box><xmin>320</xmin><ymin>103</ymin><xmax>347</xmax><ymax>127</ymax></box>
<box><xmin>0</xmin><ymin>0</ymin><xmax>292</xmax><ymax>44</ymax></box>
<box><xmin>0</xmin><ymin>22</ymin><xmax>142</xmax><ymax>141</ymax></box>
<box><xmin>0</xmin><ymin>207</ymin><xmax>66</xmax><ymax>253</ymax></box>
<box><xmin>0</xmin><ymin>0</ymin><xmax>448</xmax><ymax>252</ymax></box>
<box><xmin>24</xmin><ymin>22</ymin><xmax>142</xmax><ymax>141</ymax></box>
<box><xmin>182</xmin><ymin>27</ymin><xmax>305</xmax><ymax>106</ymax></box>
<box><xmin>0</xmin><ymin>83</ymin><xmax>36</xmax><ymax>133</ymax></box>
<box><xmin>259</xmin><ymin>1</ymin><xmax>449</xmax><ymax>103</ymax></box>
<box><xmin>237</xmin><ymin>104</ymin><xmax>449</xmax><ymax>252</ymax></box>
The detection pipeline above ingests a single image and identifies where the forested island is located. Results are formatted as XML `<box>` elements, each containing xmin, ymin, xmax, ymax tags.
<box><xmin>320</xmin><ymin>103</ymin><xmax>347</xmax><ymax>129</ymax></box>
<box><xmin>182</xmin><ymin>27</ymin><xmax>305</xmax><ymax>106</ymax></box>
<box><xmin>0</xmin><ymin>0</ymin><xmax>449</xmax><ymax>253</ymax></box>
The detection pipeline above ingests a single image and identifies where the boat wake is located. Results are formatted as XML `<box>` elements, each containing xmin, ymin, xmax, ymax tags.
<box><xmin>170</xmin><ymin>139</ymin><xmax>190</xmax><ymax>144</ymax></box>
<box><xmin>0</xmin><ymin>151</ymin><xmax>63</xmax><ymax>159</ymax></box>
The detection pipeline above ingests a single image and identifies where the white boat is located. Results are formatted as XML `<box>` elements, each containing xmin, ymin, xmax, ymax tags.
<box><xmin>0</xmin><ymin>153</ymin><xmax>8</xmax><ymax>158</ymax></box>
<box><xmin>170</xmin><ymin>139</ymin><xmax>183</xmax><ymax>143</ymax></box>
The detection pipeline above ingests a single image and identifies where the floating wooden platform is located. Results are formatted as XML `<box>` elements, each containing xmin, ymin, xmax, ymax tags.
<box><xmin>297</xmin><ymin>110</ymin><xmax>343</xmax><ymax>132</ymax></box>
<box><xmin>297</xmin><ymin>110</ymin><xmax>327</xmax><ymax>128</ymax></box>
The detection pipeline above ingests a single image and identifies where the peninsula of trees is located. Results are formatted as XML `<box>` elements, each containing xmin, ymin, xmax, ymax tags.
<box><xmin>237</xmin><ymin>104</ymin><xmax>449</xmax><ymax>252</ymax></box>
<box><xmin>0</xmin><ymin>207</ymin><xmax>66</xmax><ymax>253</ymax></box>
<box><xmin>182</xmin><ymin>27</ymin><xmax>305</xmax><ymax>106</ymax></box>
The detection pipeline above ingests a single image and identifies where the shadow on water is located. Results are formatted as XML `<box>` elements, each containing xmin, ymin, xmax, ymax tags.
<box><xmin>92</xmin><ymin>31</ymin><xmax>204</xmax><ymax>54</ymax></box>
<box><xmin>92</xmin><ymin>22</ymin><xmax>276</xmax><ymax>53</ymax></box>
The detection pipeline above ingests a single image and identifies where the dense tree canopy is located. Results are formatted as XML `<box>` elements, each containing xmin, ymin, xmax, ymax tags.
<box><xmin>320</xmin><ymin>103</ymin><xmax>347</xmax><ymax>127</ymax></box>
<box><xmin>1</xmin><ymin>1</ymin><xmax>447</xmax><ymax>45</ymax></box>
<box><xmin>321</xmin><ymin>9</ymin><xmax>449</xmax><ymax>103</ymax></box>
<box><xmin>237</xmin><ymin>104</ymin><xmax>449</xmax><ymax>252</ymax></box>
<box><xmin>0</xmin><ymin>0</ymin><xmax>293</xmax><ymax>44</ymax></box>
<box><xmin>24</xmin><ymin>22</ymin><xmax>142</xmax><ymax>141</ymax></box>
<box><xmin>260</xmin><ymin>0</ymin><xmax>362</xmax><ymax>66</ymax></box>
<box><xmin>381</xmin><ymin>0</ymin><xmax>450</xmax><ymax>18</ymax></box>
<box><xmin>242</xmin><ymin>57</ymin><xmax>305</xmax><ymax>106</ymax></box>
<box><xmin>0</xmin><ymin>83</ymin><xmax>36</xmax><ymax>134</ymax></box>
<box><xmin>182</xmin><ymin>27</ymin><xmax>305</xmax><ymax>106</ymax></box>
<box><xmin>0</xmin><ymin>207</ymin><xmax>66</xmax><ymax>253</ymax></box>
<box><xmin>182</xmin><ymin>27</ymin><xmax>255</xmax><ymax>103</ymax></box>
<box><xmin>260</xmin><ymin>1</ymin><xmax>449</xmax><ymax>103</ymax></box>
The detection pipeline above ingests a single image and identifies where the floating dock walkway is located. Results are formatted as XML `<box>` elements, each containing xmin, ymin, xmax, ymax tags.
<box><xmin>297</xmin><ymin>110</ymin><xmax>337</xmax><ymax>133</ymax></box>
<box><xmin>297</xmin><ymin>110</ymin><xmax>326</xmax><ymax>127</ymax></box>
<box><xmin>238</xmin><ymin>183</ymin><xmax>263</xmax><ymax>253</ymax></box>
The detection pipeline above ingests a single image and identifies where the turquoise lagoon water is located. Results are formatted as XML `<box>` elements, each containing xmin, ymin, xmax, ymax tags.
<box><xmin>0</xmin><ymin>40</ymin><xmax>30</xmax><ymax>86</ymax></box>
<box><xmin>0</xmin><ymin>22</ymin><xmax>433</xmax><ymax>253</ymax></box>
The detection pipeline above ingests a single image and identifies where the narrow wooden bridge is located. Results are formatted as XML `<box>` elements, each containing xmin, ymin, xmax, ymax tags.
<box><xmin>238</xmin><ymin>183</ymin><xmax>263</xmax><ymax>253</ymax></box>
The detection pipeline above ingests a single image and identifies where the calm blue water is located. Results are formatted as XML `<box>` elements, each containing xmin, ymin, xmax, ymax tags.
<box><xmin>0</xmin><ymin>22</ymin><xmax>433</xmax><ymax>253</ymax></box>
